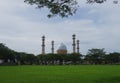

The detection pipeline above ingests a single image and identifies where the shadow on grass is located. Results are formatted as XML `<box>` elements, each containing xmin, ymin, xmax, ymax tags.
<box><xmin>95</xmin><ymin>76</ymin><xmax>120</xmax><ymax>83</ymax></box>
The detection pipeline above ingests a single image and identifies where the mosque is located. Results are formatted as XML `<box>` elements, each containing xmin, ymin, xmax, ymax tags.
<box><xmin>41</xmin><ymin>34</ymin><xmax>80</xmax><ymax>54</ymax></box>
<box><xmin>57</xmin><ymin>43</ymin><xmax>67</xmax><ymax>54</ymax></box>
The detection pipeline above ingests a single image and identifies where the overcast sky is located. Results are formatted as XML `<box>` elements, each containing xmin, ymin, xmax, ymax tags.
<box><xmin>0</xmin><ymin>0</ymin><xmax>120</xmax><ymax>55</ymax></box>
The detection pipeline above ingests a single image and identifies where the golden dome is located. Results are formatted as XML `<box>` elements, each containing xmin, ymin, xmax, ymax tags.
<box><xmin>57</xmin><ymin>43</ymin><xmax>67</xmax><ymax>54</ymax></box>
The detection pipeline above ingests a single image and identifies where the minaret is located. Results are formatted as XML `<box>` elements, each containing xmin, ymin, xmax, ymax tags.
<box><xmin>51</xmin><ymin>40</ymin><xmax>54</xmax><ymax>54</ymax></box>
<box><xmin>42</xmin><ymin>35</ymin><xmax>45</xmax><ymax>54</ymax></box>
<box><xmin>77</xmin><ymin>40</ymin><xmax>80</xmax><ymax>54</ymax></box>
<box><xmin>72</xmin><ymin>34</ymin><xmax>76</xmax><ymax>53</ymax></box>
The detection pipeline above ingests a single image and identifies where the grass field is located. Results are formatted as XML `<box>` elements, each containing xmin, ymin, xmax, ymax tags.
<box><xmin>0</xmin><ymin>65</ymin><xmax>120</xmax><ymax>83</ymax></box>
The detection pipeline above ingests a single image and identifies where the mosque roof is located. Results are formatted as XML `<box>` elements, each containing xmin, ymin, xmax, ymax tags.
<box><xmin>57</xmin><ymin>43</ymin><xmax>67</xmax><ymax>51</ymax></box>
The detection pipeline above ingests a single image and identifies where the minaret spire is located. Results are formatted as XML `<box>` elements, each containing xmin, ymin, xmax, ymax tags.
<box><xmin>77</xmin><ymin>40</ymin><xmax>80</xmax><ymax>54</ymax></box>
<box><xmin>72</xmin><ymin>34</ymin><xmax>76</xmax><ymax>53</ymax></box>
<box><xmin>51</xmin><ymin>40</ymin><xmax>54</xmax><ymax>54</ymax></box>
<box><xmin>42</xmin><ymin>35</ymin><xmax>45</xmax><ymax>54</ymax></box>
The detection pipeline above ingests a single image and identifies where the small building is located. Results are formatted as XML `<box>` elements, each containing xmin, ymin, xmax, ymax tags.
<box><xmin>57</xmin><ymin>43</ymin><xmax>67</xmax><ymax>54</ymax></box>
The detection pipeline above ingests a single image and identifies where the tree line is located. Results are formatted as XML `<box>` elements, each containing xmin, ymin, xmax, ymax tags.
<box><xmin>0</xmin><ymin>43</ymin><xmax>120</xmax><ymax>65</ymax></box>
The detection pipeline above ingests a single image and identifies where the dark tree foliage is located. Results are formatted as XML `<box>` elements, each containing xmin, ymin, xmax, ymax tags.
<box><xmin>0</xmin><ymin>43</ymin><xmax>15</xmax><ymax>63</ymax></box>
<box><xmin>0</xmin><ymin>43</ymin><xmax>36</xmax><ymax>65</ymax></box>
<box><xmin>68</xmin><ymin>53</ymin><xmax>81</xmax><ymax>64</ymax></box>
<box><xmin>24</xmin><ymin>0</ymin><xmax>106</xmax><ymax>18</ymax></box>
<box><xmin>1</xmin><ymin>43</ymin><xmax>120</xmax><ymax>65</ymax></box>
<box><xmin>24</xmin><ymin>0</ymin><xmax>78</xmax><ymax>18</ymax></box>
<box><xmin>85</xmin><ymin>48</ymin><xmax>106</xmax><ymax>64</ymax></box>
<box><xmin>87</xmin><ymin>0</ymin><xmax>106</xmax><ymax>4</ymax></box>
<box><xmin>104</xmin><ymin>52</ymin><xmax>120</xmax><ymax>64</ymax></box>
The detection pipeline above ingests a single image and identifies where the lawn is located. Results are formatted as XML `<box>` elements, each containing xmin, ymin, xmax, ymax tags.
<box><xmin>0</xmin><ymin>65</ymin><xmax>120</xmax><ymax>83</ymax></box>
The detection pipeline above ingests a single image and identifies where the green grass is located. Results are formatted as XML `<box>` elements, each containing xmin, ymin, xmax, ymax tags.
<box><xmin>0</xmin><ymin>65</ymin><xmax>120</xmax><ymax>83</ymax></box>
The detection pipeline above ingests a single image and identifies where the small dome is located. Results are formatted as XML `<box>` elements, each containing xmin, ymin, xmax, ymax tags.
<box><xmin>58</xmin><ymin>43</ymin><xmax>67</xmax><ymax>50</ymax></box>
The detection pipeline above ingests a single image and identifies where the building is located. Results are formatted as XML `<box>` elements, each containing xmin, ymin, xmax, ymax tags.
<box><xmin>41</xmin><ymin>34</ymin><xmax>80</xmax><ymax>54</ymax></box>
<box><xmin>57</xmin><ymin>43</ymin><xmax>67</xmax><ymax>54</ymax></box>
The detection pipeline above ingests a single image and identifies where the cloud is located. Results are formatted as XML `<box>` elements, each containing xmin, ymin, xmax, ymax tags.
<box><xmin>0</xmin><ymin>0</ymin><xmax>120</xmax><ymax>55</ymax></box>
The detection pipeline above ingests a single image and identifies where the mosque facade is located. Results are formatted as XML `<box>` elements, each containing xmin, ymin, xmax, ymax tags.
<box><xmin>41</xmin><ymin>34</ymin><xmax>80</xmax><ymax>54</ymax></box>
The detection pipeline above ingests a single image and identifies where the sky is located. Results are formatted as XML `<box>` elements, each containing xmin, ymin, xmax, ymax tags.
<box><xmin>0</xmin><ymin>0</ymin><xmax>120</xmax><ymax>55</ymax></box>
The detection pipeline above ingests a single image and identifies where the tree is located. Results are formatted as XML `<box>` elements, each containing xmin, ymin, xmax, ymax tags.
<box><xmin>68</xmin><ymin>53</ymin><xmax>81</xmax><ymax>64</ymax></box>
<box><xmin>37</xmin><ymin>54</ymin><xmax>48</xmax><ymax>65</ymax></box>
<box><xmin>87</xmin><ymin>0</ymin><xmax>106</xmax><ymax>3</ymax></box>
<box><xmin>85</xmin><ymin>48</ymin><xmax>106</xmax><ymax>64</ymax></box>
<box><xmin>24</xmin><ymin>0</ymin><xmax>77</xmax><ymax>18</ymax></box>
<box><xmin>24</xmin><ymin>54</ymin><xmax>36</xmax><ymax>65</ymax></box>
<box><xmin>104</xmin><ymin>52</ymin><xmax>120</xmax><ymax>64</ymax></box>
<box><xmin>0</xmin><ymin>43</ymin><xmax>15</xmax><ymax>63</ymax></box>
<box><xmin>24</xmin><ymin>0</ymin><xmax>106</xmax><ymax>18</ymax></box>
